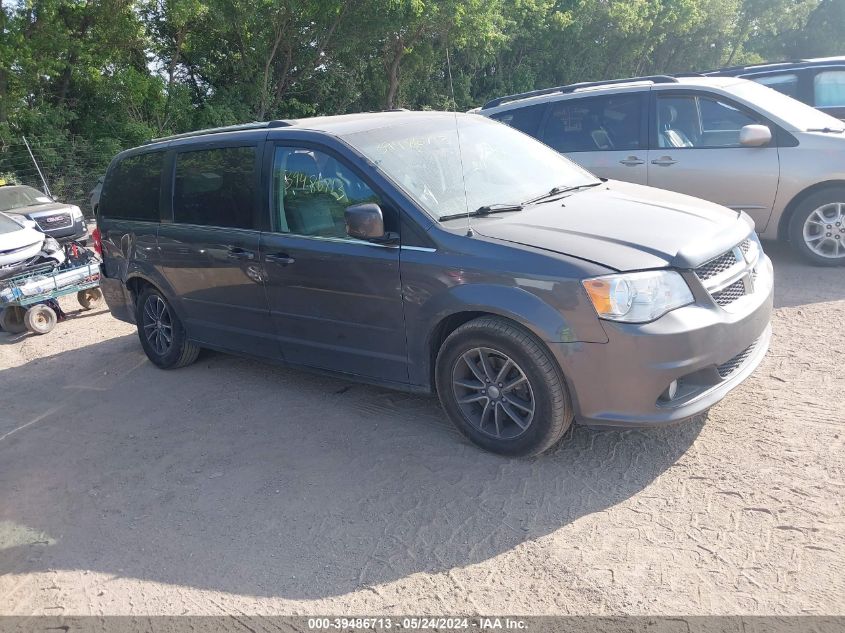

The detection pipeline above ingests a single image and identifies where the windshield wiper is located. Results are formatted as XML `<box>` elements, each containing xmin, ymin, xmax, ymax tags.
<box><xmin>522</xmin><ymin>181</ymin><xmax>602</xmax><ymax>205</ymax></box>
<box><xmin>807</xmin><ymin>127</ymin><xmax>844</xmax><ymax>133</ymax></box>
<box><xmin>439</xmin><ymin>203</ymin><xmax>524</xmax><ymax>222</ymax></box>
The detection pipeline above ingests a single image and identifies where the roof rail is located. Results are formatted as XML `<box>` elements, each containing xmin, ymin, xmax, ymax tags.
<box><xmin>698</xmin><ymin>59</ymin><xmax>809</xmax><ymax>75</ymax></box>
<box><xmin>147</xmin><ymin>120</ymin><xmax>292</xmax><ymax>144</ymax></box>
<box><xmin>481</xmin><ymin>75</ymin><xmax>679</xmax><ymax>110</ymax></box>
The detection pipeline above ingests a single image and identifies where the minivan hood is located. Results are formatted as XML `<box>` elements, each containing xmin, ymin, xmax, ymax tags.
<box><xmin>471</xmin><ymin>180</ymin><xmax>754</xmax><ymax>271</ymax></box>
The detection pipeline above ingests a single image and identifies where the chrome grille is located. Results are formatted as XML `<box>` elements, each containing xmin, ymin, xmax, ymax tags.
<box><xmin>717</xmin><ymin>338</ymin><xmax>758</xmax><ymax>379</ymax></box>
<box><xmin>694</xmin><ymin>239</ymin><xmax>757</xmax><ymax>309</ymax></box>
<box><xmin>36</xmin><ymin>213</ymin><xmax>71</xmax><ymax>229</ymax></box>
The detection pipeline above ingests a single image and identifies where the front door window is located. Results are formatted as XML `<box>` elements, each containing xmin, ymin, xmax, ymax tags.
<box><xmin>272</xmin><ymin>147</ymin><xmax>383</xmax><ymax>238</ymax></box>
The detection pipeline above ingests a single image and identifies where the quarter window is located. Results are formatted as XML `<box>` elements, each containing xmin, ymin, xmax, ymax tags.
<box><xmin>272</xmin><ymin>147</ymin><xmax>381</xmax><ymax>238</ymax></box>
<box><xmin>490</xmin><ymin>103</ymin><xmax>547</xmax><ymax>136</ymax></box>
<box><xmin>814</xmin><ymin>71</ymin><xmax>845</xmax><ymax>107</ymax></box>
<box><xmin>173</xmin><ymin>146</ymin><xmax>257</xmax><ymax>229</ymax></box>
<box><xmin>99</xmin><ymin>152</ymin><xmax>164</xmax><ymax>221</ymax></box>
<box><xmin>754</xmin><ymin>73</ymin><xmax>799</xmax><ymax>99</ymax></box>
<box><xmin>542</xmin><ymin>94</ymin><xmax>643</xmax><ymax>153</ymax></box>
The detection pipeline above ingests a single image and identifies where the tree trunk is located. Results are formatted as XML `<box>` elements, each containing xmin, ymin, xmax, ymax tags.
<box><xmin>384</xmin><ymin>35</ymin><xmax>404</xmax><ymax>110</ymax></box>
<box><xmin>0</xmin><ymin>0</ymin><xmax>6</xmax><ymax>122</ymax></box>
<box><xmin>258</xmin><ymin>28</ymin><xmax>285</xmax><ymax>120</ymax></box>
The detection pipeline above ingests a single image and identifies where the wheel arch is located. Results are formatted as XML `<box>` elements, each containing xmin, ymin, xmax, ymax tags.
<box><xmin>411</xmin><ymin>283</ymin><xmax>589</xmax><ymax>391</ymax></box>
<box><xmin>778</xmin><ymin>180</ymin><xmax>845</xmax><ymax>241</ymax></box>
<box><xmin>124</xmin><ymin>272</ymin><xmax>186</xmax><ymax>323</ymax></box>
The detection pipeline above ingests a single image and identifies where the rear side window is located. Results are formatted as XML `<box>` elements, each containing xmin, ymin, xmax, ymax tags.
<box><xmin>754</xmin><ymin>73</ymin><xmax>799</xmax><ymax>99</ymax></box>
<box><xmin>99</xmin><ymin>152</ymin><xmax>164</xmax><ymax>221</ymax></box>
<box><xmin>542</xmin><ymin>94</ymin><xmax>643</xmax><ymax>153</ymax></box>
<box><xmin>490</xmin><ymin>103</ymin><xmax>547</xmax><ymax>136</ymax></box>
<box><xmin>814</xmin><ymin>71</ymin><xmax>845</xmax><ymax>107</ymax></box>
<box><xmin>173</xmin><ymin>146</ymin><xmax>257</xmax><ymax>229</ymax></box>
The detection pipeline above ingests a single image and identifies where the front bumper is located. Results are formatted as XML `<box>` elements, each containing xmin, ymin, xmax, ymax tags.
<box><xmin>551</xmin><ymin>257</ymin><xmax>774</xmax><ymax>428</ymax></box>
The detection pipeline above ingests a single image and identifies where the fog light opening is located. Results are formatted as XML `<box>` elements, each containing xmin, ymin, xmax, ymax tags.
<box><xmin>661</xmin><ymin>380</ymin><xmax>679</xmax><ymax>402</ymax></box>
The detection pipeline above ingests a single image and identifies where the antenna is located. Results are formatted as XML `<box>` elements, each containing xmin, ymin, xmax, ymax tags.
<box><xmin>445</xmin><ymin>45</ymin><xmax>473</xmax><ymax>237</ymax></box>
<box><xmin>22</xmin><ymin>136</ymin><xmax>52</xmax><ymax>198</ymax></box>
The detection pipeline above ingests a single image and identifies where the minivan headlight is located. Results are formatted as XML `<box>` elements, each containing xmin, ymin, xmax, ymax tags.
<box><xmin>582</xmin><ymin>270</ymin><xmax>694</xmax><ymax>323</ymax></box>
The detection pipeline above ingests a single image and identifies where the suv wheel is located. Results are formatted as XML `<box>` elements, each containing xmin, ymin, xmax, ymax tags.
<box><xmin>435</xmin><ymin>316</ymin><xmax>573</xmax><ymax>456</ymax></box>
<box><xmin>788</xmin><ymin>187</ymin><xmax>845</xmax><ymax>266</ymax></box>
<box><xmin>136</xmin><ymin>287</ymin><xmax>200</xmax><ymax>369</ymax></box>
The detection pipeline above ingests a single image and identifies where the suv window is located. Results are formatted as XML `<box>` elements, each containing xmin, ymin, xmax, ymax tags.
<box><xmin>754</xmin><ymin>73</ymin><xmax>799</xmax><ymax>99</ymax></box>
<box><xmin>173</xmin><ymin>146</ymin><xmax>257</xmax><ymax>229</ymax></box>
<box><xmin>542</xmin><ymin>94</ymin><xmax>642</xmax><ymax>153</ymax></box>
<box><xmin>99</xmin><ymin>152</ymin><xmax>164</xmax><ymax>221</ymax></box>
<box><xmin>814</xmin><ymin>71</ymin><xmax>845</xmax><ymax>107</ymax></box>
<box><xmin>272</xmin><ymin>146</ymin><xmax>382</xmax><ymax>238</ymax></box>
<box><xmin>656</xmin><ymin>94</ymin><xmax>760</xmax><ymax>148</ymax></box>
<box><xmin>490</xmin><ymin>103</ymin><xmax>547</xmax><ymax>136</ymax></box>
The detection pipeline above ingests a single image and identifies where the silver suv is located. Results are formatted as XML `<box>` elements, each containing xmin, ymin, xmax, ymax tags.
<box><xmin>477</xmin><ymin>75</ymin><xmax>845</xmax><ymax>265</ymax></box>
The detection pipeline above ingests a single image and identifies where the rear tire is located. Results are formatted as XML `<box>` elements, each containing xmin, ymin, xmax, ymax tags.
<box><xmin>435</xmin><ymin>316</ymin><xmax>573</xmax><ymax>456</ymax></box>
<box><xmin>0</xmin><ymin>306</ymin><xmax>27</xmax><ymax>334</ymax></box>
<box><xmin>136</xmin><ymin>287</ymin><xmax>199</xmax><ymax>369</ymax></box>
<box><xmin>788</xmin><ymin>187</ymin><xmax>845</xmax><ymax>266</ymax></box>
<box><xmin>24</xmin><ymin>304</ymin><xmax>57</xmax><ymax>334</ymax></box>
<box><xmin>77</xmin><ymin>288</ymin><xmax>103</xmax><ymax>310</ymax></box>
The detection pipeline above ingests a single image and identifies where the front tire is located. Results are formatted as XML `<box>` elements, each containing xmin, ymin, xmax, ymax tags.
<box><xmin>788</xmin><ymin>187</ymin><xmax>845</xmax><ymax>266</ymax></box>
<box><xmin>136</xmin><ymin>287</ymin><xmax>200</xmax><ymax>369</ymax></box>
<box><xmin>435</xmin><ymin>316</ymin><xmax>573</xmax><ymax>456</ymax></box>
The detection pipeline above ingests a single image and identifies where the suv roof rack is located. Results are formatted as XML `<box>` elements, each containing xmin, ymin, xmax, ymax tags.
<box><xmin>698</xmin><ymin>59</ymin><xmax>813</xmax><ymax>75</ymax></box>
<box><xmin>481</xmin><ymin>75</ymin><xmax>679</xmax><ymax>110</ymax></box>
<box><xmin>147</xmin><ymin>120</ymin><xmax>293</xmax><ymax>144</ymax></box>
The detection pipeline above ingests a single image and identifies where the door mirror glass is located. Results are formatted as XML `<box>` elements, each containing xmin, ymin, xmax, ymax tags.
<box><xmin>739</xmin><ymin>124</ymin><xmax>772</xmax><ymax>147</ymax></box>
<box><xmin>345</xmin><ymin>203</ymin><xmax>385</xmax><ymax>240</ymax></box>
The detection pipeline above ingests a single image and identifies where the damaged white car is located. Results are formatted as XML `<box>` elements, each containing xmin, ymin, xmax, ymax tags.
<box><xmin>0</xmin><ymin>212</ymin><xmax>65</xmax><ymax>279</ymax></box>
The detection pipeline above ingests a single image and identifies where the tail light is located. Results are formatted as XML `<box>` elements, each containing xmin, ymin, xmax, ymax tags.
<box><xmin>92</xmin><ymin>227</ymin><xmax>103</xmax><ymax>255</ymax></box>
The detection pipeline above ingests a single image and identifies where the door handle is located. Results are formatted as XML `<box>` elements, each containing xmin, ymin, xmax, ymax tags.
<box><xmin>227</xmin><ymin>247</ymin><xmax>255</xmax><ymax>261</ymax></box>
<box><xmin>619</xmin><ymin>156</ymin><xmax>644</xmax><ymax>166</ymax></box>
<box><xmin>651</xmin><ymin>156</ymin><xmax>677</xmax><ymax>166</ymax></box>
<box><xmin>264</xmin><ymin>252</ymin><xmax>295</xmax><ymax>265</ymax></box>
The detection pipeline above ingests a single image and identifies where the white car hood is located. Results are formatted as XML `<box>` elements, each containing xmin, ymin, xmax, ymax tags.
<box><xmin>0</xmin><ymin>217</ymin><xmax>45</xmax><ymax>267</ymax></box>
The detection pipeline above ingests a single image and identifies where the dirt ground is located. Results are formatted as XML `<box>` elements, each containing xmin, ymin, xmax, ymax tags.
<box><xmin>0</xmin><ymin>240</ymin><xmax>843</xmax><ymax>616</ymax></box>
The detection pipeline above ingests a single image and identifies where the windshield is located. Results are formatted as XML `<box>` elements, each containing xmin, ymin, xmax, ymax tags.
<box><xmin>342</xmin><ymin>114</ymin><xmax>599</xmax><ymax>221</ymax></box>
<box><xmin>0</xmin><ymin>185</ymin><xmax>52</xmax><ymax>212</ymax></box>
<box><xmin>728</xmin><ymin>80</ymin><xmax>845</xmax><ymax>131</ymax></box>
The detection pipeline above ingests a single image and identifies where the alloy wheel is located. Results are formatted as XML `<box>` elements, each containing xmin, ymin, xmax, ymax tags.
<box><xmin>451</xmin><ymin>347</ymin><xmax>535</xmax><ymax>440</ymax></box>
<box><xmin>803</xmin><ymin>202</ymin><xmax>845</xmax><ymax>259</ymax></box>
<box><xmin>142</xmin><ymin>295</ymin><xmax>173</xmax><ymax>356</ymax></box>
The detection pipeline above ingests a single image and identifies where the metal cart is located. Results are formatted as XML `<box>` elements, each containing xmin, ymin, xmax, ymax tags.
<box><xmin>0</xmin><ymin>260</ymin><xmax>103</xmax><ymax>334</ymax></box>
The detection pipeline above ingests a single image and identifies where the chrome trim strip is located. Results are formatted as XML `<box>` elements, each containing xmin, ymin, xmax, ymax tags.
<box><xmin>400</xmin><ymin>245</ymin><xmax>437</xmax><ymax>253</ymax></box>
<box><xmin>704</xmin><ymin>264</ymin><xmax>748</xmax><ymax>294</ymax></box>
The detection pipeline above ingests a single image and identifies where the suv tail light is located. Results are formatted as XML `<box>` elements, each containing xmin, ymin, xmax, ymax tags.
<box><xmin>92</xmin><ymin>227</ymin><xmax>103</xmax><ymax>255</ymax></box>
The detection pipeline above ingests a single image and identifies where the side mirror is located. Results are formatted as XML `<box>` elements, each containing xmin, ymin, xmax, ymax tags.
<box><xmin>739</xmin><ymin>124</ymin><xmax>772</xmax><ymax>147</ymax></box>
<box><xmin>345</xmin><ymin>203</ymin><xmax>386</xmax><ymax>240</ymax></box>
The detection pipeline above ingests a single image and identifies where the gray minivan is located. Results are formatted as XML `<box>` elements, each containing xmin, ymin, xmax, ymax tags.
<box><xmin>96</xmin><ymin>112</ymin><xmax>773</xmax><ymax>456</ymax></box>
